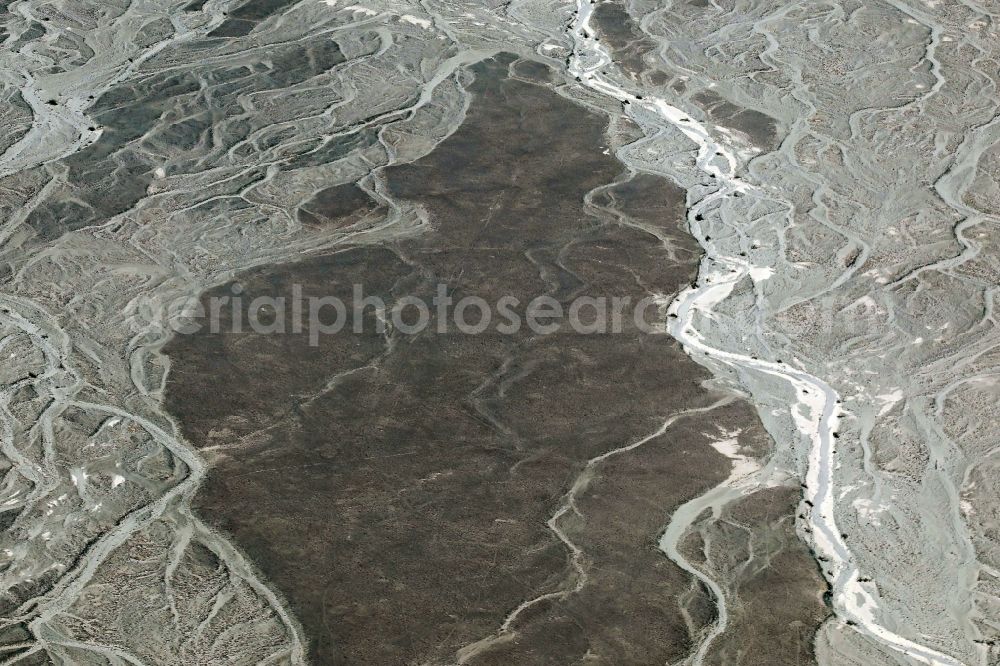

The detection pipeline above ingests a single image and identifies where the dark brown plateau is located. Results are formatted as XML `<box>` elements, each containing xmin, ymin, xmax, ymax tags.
<box><xmin>164</xmin><ymin>54</ymin><xmax>826</xmax><ymax>665</ymax></box>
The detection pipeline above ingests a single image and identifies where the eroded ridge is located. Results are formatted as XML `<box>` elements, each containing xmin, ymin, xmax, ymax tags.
<box><xmin>572</xmin><ymin>0</ymin><xmax>1000</xmax><ymax>664</ymax></box>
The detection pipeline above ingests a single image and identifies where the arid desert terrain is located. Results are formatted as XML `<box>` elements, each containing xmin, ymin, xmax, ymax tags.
<box><xmin>0</xmin><ymin>1</ymin><xmax>997</xmax><ymax>665</ymax></box>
